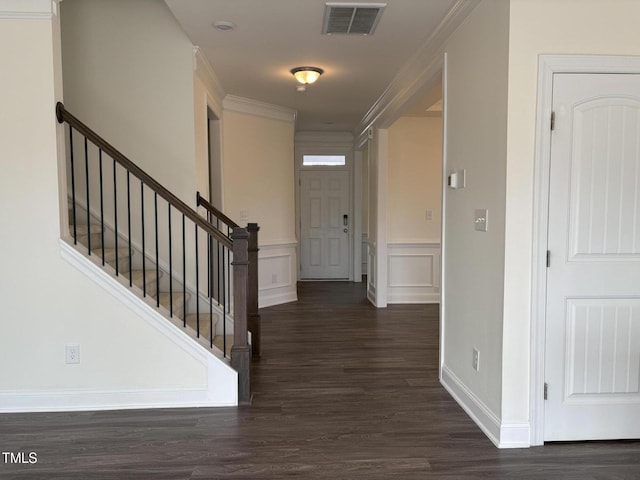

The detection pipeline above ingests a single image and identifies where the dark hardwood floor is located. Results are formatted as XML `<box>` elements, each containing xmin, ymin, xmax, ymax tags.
<box><xmin>1</xmin><ymin>281</ymin><xmax>640</xmax><ymax>479</ymax></box>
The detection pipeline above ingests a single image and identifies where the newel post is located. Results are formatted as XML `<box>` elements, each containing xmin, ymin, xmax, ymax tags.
<box><xmin>231</xmin><ymin>227</ymin><xmax>251</xmax><ymax>404</ymax></box>
<box><xmin>247</xmin><ymin>223</ymin><xmax>261</xmax><ymax>357</ymax></box>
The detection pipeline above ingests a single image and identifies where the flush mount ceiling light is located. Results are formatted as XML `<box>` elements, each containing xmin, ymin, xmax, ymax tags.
<box><xmin>290</xmin><ymin>67</ymin><xmax>324</xmax><ymax>85</ymax></box>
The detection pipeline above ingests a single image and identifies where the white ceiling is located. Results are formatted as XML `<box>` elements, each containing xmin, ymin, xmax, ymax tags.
<box><xmin>165</xmin><ymin>0</ymin><xmax>455</xmax><ymax>132</ymax></box>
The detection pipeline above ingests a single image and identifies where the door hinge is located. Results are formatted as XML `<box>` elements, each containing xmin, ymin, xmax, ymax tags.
<box><xmin>544</xmin><ymin>382</ymin><xmax>548</xmax><ymax>400</ymax></box>
<box><xmin>550</xmin><ymin>111</ymin><xmax>555</xmax><ymax>131</ymax></box>
<box><xmin>546</xmin><ymin>250</ymin><xmax>550</xmax><ymax>268</ymax></box>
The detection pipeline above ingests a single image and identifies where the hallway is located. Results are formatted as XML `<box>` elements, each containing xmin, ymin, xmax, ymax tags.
<box><xmin>1</xmin><ymin>282</ymin><xmax>640</xmax><ymax>479</ymax></box>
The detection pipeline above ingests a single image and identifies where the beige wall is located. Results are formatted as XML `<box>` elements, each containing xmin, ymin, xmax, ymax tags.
<box><xmin>0</xmin><ymin>12</ymin><xmax>208</xmax><ymax>407</ymax></box>
<box><xmin>502</xmin><ymin>0</ymin><xmax>640</xmax><ymax>424</ymax></box>
<box><xmin>387</xmin><ymin>116</ymin><xmax>442</xmax><ymax>243</ymax></box>
<box><xmin>222</xmin><ymin>110</ymin><xmax>295</xmax><ymax>244</ymax></box>
<box><xmin>361</xmin><ymin>142</ymin><xmax>369</xmax><ymax>236</ymax></box>
<box><xmin>442</xmin><ymin>0</ymin><xmax>510</xmax><ymax>417</ymax></box>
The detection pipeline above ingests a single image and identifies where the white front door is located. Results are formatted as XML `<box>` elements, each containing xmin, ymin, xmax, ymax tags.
<box><xmin>544</xmin><ymin>73</ymin><xmax>640</xmax><ymax>441</ymax></box>
<box><xmin>300</xmin><ymin>170</ymin><xmax>350</xmax><ymax>279</ymax></box>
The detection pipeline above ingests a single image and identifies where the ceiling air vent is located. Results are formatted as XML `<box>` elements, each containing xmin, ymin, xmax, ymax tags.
<box><xmin>323</xmin><ymin>3</ymin><xmax>386</xmax><ymax>35</ymax></box>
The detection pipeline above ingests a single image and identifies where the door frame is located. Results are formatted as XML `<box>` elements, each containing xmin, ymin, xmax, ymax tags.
<box><xmin>294</xmin><ymin>134</ymin><xmax>355</xmax><ymax>281</ymax></box>
<box><xmin>530</xmin><ymin>54</ymin><xmax>640</xmax><ymax>446</ymax></box>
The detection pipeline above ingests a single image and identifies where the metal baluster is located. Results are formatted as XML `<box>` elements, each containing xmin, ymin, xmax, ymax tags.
<box><xmin>182</xmin><ymin>214</ymin><xmax>186</xmax><ymax>326</ymax></box>
<box><xmin>155</xmin><ymin>193</ymin><xmax>159</xmax><ymax>307</ymax></box>
<box><xmin>168</xmin><ymin>206</ymin><xmax>173</xmax><ymax>318</ymax></box>
<box><xmin>84</xmin><ymin>137</ymin><xmax>91</xmax><ymax>255</ymax></box>
<box><xmin>113</xmin><ymin>159</ymin><xmax>119</xmax><ymax>275</ymax></box>
<box><xmin>69</xmin><ymin>127</ymin><xmax>77</xmax><ymax>244</ymax></box>
<box><xmin>195</xmin><ymin>224</ymin><xmax>200</xmax><ymax>337</ymax></box>
<box><xmin>227</xmin><ymin>225</ymin><xmax>231</xmax><ymax>315</ymax></box>
<box><xmin>208</xmin><ymin>225</ymin><xmax>213</xmax><ymax>348</ymax></box>
<box><xmin>222</xmin><ymin>246</ymin><xmax>226</xmax><ymax>357</ymax></box>
<box><xmin>217</xmin><ymin>218</ymin><xmax>221</xmax><ymax>307</ymax></box>
<box><xmin>141</xmin><ymin>182</ymin><xmax>146</xmax><ymax>296</ymax></box>
<box><xmin>98</xmin><ymin>149</ymin><xmax>105</xmax><ymax>265</ymax></box>
<box><xmin>126</xmin><ymin>172</ymin><xmax>132</xmax><ymax>287</ymax></box>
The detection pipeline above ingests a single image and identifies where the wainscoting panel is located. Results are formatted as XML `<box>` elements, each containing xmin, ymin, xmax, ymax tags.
<box><xmin>259</xmin><ymin>242</ymin><xmax>298</xmax><ymax>308</ymax></box>
<box><xmin>387</xmin><ymin>243</ymin><xmax>440</xmax><ymax>303</ymax></box>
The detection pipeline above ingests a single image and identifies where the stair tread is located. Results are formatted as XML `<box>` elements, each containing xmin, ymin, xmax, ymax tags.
<box><xmin>92</xmin><ymin>247</ymin><xmax>129</xmax><ymax>261</ymax></box>
<box><xmin>185</xmin><ymin>313</ymin><xmax>219</xmax><ymax>338</ymax></box>
<box><xmin>127</xmin><ymin>269</ymin><xmax>162</xmax><ymax>283</ymax></box>
<box><xmin>159</xmin><ymin>292</ymin><xmax>191</xmax><ymax>301</ymax></box>
<box><xmin>185</xmin><ymin>313</ymin><xmax>219</xmax><ymax>328</ymax></box>
<box><xmin>158</xmin><ymin>292</ymin><xmax>191</xmax><ymax>319</ymax></box>
<box><xmin>71</xmin><ymin>224</ymin><xmax>103</xmax><ymax>235</ymax></box>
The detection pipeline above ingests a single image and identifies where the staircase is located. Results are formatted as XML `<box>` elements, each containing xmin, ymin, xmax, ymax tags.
<box><xmin>69</xmin><ymin>216</ymin><xmax>225</xmax><ymax>348</ymax></box>
<box><xmin>57</xmin><ymin>102</ymin><xmax>259</xmax><ymax>403</ymax></box>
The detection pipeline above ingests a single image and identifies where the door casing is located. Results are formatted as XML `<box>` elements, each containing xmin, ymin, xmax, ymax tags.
<box><xmin>295</xmin><ymin>136</ymin><xmax>355</xmax><ymax>281</ymax></box>
<box><xmin>531</xmin><ymin>55</ymin><xmax>640</xmax><ymax>446</ymax></box>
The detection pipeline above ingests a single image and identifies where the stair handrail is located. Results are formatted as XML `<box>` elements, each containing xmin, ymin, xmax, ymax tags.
<box><xmin>56</xmin><ymin>102</ymin><xmax>231</xmax><ymax>249</ymax></box>
<box><xmin>57</xmin><ymin>102</ymin><xmax>252</xmax><ymax>403</ymax></box>
<box><xmin>196</xmin><ymin>192</ymin><xmax>239</xmax><ymax>229</ymax></box>
<box><xmin>196</xmin><ymin>192</ymin><xmax>261</xmax><ymax>357</ymax></box>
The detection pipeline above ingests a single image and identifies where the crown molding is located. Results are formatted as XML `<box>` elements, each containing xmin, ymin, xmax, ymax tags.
<box><xmin>354</xmin><ymin>0</ymin><xmax>478</xmax><ymax>146</ymax></box>
<box><xmin>295</xmin><ymin>131</ymin><xmax>354</xmax><ymax>148</ymax></box>
<box><xmin>0</xmin><ymin>0</ymin><xmax>60</xmax><ymax>18</ymax></box>
<box><xmin>223</xmin><ymin>95</ymin><xmax>297</xmax><ymax>124</ymax></box>
<box><xmin>192</xmin><ymin>46</ymin><xmax>226</xmax><ymax>109</ymax></box>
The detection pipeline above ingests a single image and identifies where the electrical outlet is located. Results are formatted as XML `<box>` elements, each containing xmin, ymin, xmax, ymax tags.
<box><xmin>472</xmin><ymin>348</ymin><xmax>480</xmax><ymax>372</ymax></box>
<box><xmin>425</xmin><ymin>209</ymin><xmax>433</xmax><ymax>221</ymax></box>
<box><xmin>271</xmin><ymin>274</ymin><xmax>278</xmax><ymax>284</ymax></box>
<box><xmin>240</xmin><ymin>210</ymin><xmax>248</xmax><ymax>221</ymax></box>
<box><xmin>65</xmin><ymin>344</ymin><xmax>80</xmax><ymax>364</ymax></box>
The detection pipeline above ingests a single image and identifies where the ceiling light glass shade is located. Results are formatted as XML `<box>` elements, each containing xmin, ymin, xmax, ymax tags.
<box><xmin>291</xmin><ymin>67</ymin><xmax>324</xmax><ymax>85</ymax></box>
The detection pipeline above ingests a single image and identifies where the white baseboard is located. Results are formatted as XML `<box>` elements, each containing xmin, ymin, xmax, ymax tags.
<box><xmin>441</xmin><ymin>365</ymin><xmax>530</xmax><ymax>449</ymax></box>
<box><xmin>0</xmin><ymin>380</ymin><xmax>235</xmax><ymax>414</ymax></box>
<box><xmin>260</xmin><ymin>290</ymin><xmax>298</xmax><ymax>308</ymax></box>
<box><xmin>387</xmin><ymin>290</ymin><xmax>440</xmax><ymax>304</ymax></box>
<box><xmin>40</xmin><ymin>240</ymin><xmax>239</xmax><ymax>413</ymax></box>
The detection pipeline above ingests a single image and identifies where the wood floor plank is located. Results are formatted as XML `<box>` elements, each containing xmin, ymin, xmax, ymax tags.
<box><xmin>1</xmin><ymin>281</ymin><xmax>639</xmax><ymax>479</ymax></box>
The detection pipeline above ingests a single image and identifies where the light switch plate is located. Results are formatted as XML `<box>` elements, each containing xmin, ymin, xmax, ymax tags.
<box><xmin>474</xmin><ymin>209</ymin><xmax>488</xmax><ymax>232</ymax></box>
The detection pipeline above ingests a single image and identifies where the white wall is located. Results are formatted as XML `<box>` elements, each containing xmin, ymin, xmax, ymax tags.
<box><xmin>440</xmin><ymin>0</ymin><xmax>510</xmax><ymax>430</ymax></box>
<box><xmin>61</xmin><ymin>0</ymin><xmax>197</xmax><ymax>205</ymax></box>
<box><xmin>503</xmin><ymin>0</ymin><xmax>640</xmax><ymax>427</ymax></box>
<box><xmin>0</xmin><ymin>4</ymin><xmax>235</xmax><ymax>412</ymax></box>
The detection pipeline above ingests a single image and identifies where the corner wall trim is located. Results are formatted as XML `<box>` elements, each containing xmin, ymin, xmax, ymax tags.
<box><xmin>441</xmin><ymin>365</ymin><xmax>530</xmax><ymax>449</ymax></box>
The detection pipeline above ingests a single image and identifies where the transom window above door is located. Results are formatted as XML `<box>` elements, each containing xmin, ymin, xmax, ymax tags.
<box><xmin>302</xmin><ymin>155</ymin><xmax>346</xmax><ymax>166</ymax></box>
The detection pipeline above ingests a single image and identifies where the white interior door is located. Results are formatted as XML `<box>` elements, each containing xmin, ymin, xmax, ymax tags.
<box><xmin>544</xmin><ymin>73</ymin><xmax>640</xmax><ymax>441</ymax></box>
<box><xmin>300</xmin><ymin>170</ymin><xmax>350</xmax><ymax>279</ymax></box>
